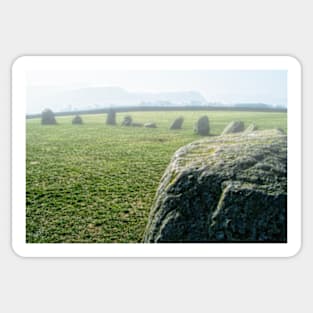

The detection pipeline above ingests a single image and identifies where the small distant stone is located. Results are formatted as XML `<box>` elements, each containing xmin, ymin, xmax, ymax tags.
<box><xmin>144</xmin><ymin>122</ymin><xmax>157</xmax><ymax>128</ymax></box>
<box><xmin>122</xmin><ymin>115</ymin><xmax>132</xmax><ymax>126</ymax></box>
<box><xmin>106</xmin><ymin>109</ymin><xmax>116</xmax><ymax>125</ymax></box>
<box><xmin>170</xmin><ymin>117</ymin><xmax>184</xmax><ymax>130</ymax></box>
<box><xmin>222</xmin><ymin>121</ymin><xmax>245</xmax><ymax>135</ymax></box>
<box><xmin>194</xmin><ymin>116</ymin><xmax>210</xmax><ymax>136</ymax></box>
<box><xmin>72</xmin><ymin>115</ymin><xmax>83</xmax><ymax>124</ymax></box>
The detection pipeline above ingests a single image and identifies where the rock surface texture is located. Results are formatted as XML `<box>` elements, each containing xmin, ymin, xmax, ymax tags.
<box><xmin>143</xmin><ymin>129</ymin><xmax>287</xmax><ymax>243</ymax></box>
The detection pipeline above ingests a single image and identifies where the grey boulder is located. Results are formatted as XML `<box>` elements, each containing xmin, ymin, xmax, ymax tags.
<box><xmin>143</xmin><ymin>129</ymin><xmax>287</xmax><ymax>243</ymax></box>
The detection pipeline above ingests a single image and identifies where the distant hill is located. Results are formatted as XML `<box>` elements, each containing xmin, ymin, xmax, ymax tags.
<box><xmin>27</xmin><ymin>86</ymin><xmax>208</xmax><ymax>114</ymax></box>
<box><xmin>27</xmin><ymin>86</ymin><xmax>285</xmax><ymax>114</ymax></box>
<box><xmin>232</xmin><ymin>103</ymin><xmax>274</xmax><ymax>109</ymax></box>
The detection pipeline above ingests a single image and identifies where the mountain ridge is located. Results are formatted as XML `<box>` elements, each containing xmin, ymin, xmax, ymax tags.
<box><xmin>27</xmin><ymin>86</ymin><xmax>284</xmax><ymax>114</ymax></box>
<box><xmin>27</xmin><ymin>86</ymin><xmax>208</xmax><ymax>113</ymax></box>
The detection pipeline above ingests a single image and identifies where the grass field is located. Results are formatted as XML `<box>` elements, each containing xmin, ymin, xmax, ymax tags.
<box><xmin>26</xmin><ymin>110</ymin><xmax>287</xmax><ymax>243</ymax></box>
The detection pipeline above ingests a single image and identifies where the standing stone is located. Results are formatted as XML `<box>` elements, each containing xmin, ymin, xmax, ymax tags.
<box><xmin>194</xmin><ymin>116</ymin><xmax>210</xmax><ymax>136</ymax></box>
<box><xmin>106</xmin><ymin>109</ymin><xmax>116</xmax><ymax>125</ymax></box>
<box><xmin>170</xmin><ymin>117</ymin><xmax>184</xmax><ymax>130</ymax></box>
<box><xmin>221</xmin><ymin>121</ymin><xmax>245</xmax><ymax>135</ymax></box>
<box><xmin>41</xmin><ymin>108</ymin><xmax>57</xmax><ymax>125</ymax></box>
<box><xmin>72</xmin><ymin>115</ymin><xmax>83</xmax><ymax>124</ymax></box>
<box><xmin>143</xmin><ymin>129</ymin><xmax>287</xmax><ymax>243</ymax></box>
<box><xmin>122</xmin><ymin>115</ymin><xmax>132</xmax><ymax>126</ymax></box>
<box><xmin>244</xmin><ymin>123</ymin><xmax>258</xmax><ymax>134</ymax></box>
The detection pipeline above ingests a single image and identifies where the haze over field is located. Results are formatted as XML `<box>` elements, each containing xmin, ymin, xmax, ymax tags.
<box><xmin>26</xmin><ymin>70</ymin><xmax>287</xmax><ymax>114</ymax></box>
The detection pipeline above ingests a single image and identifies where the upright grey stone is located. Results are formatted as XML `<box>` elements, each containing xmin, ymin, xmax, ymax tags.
<box><xmin>170</xmin><ymin>117</ymin><xmax>184</xmax><ymax>130</ymax></box>
<box><xmin>106</xmin><ymin>109</ymin><xmax>116</xmax><ymax>125</ymax></box>
<box><xmin>194</xmin><ymin>116</ymin><xmax>210</xmax><ymax>136</ymax></box>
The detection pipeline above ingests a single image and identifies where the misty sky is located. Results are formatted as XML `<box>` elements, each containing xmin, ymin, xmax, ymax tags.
<box><xmin>27</xmin><ymin>70</ymin><xmax>287</xmax><ymax>109</ymax></box>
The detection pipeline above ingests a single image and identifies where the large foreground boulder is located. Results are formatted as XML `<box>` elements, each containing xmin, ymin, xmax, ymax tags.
<box><xmin>143</xmin><ymin>129</ymin><xmax>287</xmax><ymax>243</ymax></box>
<box><xmin>194</xmin><ymin>116</ymin><xmax>210</xmax><ymax>136</ymax></box>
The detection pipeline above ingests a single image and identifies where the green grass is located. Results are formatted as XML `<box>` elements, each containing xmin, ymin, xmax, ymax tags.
<box><xmin>26</xmin><ymin>111</ymin><xmax>287</xmax><ymax>243</ymax></box>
